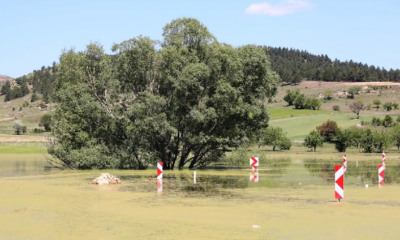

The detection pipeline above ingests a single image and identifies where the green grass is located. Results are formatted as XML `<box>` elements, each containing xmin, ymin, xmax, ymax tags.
<box><xmin>269</xmin><ymin>112</ymin><xmax>376</xmax><ymax>140</ymax></box>
<box><xmin>268</xmin><ymin>107</ymin><xmax>331</xmax><ymax>118</ymax></box>
<box><xmin>0</xmin><ymin>142</ymin><xmax>47</xmax><ymax>154</ymax></box>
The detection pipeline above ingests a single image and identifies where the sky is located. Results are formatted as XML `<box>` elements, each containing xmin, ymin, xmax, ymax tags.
<box><xmin>1</xmin><ymin>0</ymin><xmax>399</xmax><ymax>78</ymax></box>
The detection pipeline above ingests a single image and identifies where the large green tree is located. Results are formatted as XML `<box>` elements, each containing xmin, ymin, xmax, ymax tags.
<box><xmin>48</xmin><ymin>18</ymin><xmax>279</xmax><ymax>170</ymax></box>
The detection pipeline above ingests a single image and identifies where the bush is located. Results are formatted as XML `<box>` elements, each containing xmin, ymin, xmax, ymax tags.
<box><xmin>304</xmin><ymin>97</ymin><xmax>321</xmax><ymax>110</ymax></box>
<box><xmin>383</xmin><ymin>102</ymin><xmax>393</xmax><ymax>111</ymax></box>
<box><xmin>12</xmin><ymin>120</ymin><xmax>26</xmax><ymax>135</ymax></box>
<box><xmin>332</xmin><ymin>105</ymin><xmax>340</xmax><ymax>111</ymax></box>
<box><xmin>393</xmin><ymin>103</ymin><xmax>399</xmax><ymax>110</ymax></box>
<box><xmin>304</xmin><ymin>130</ymin><xmax>324</xmax><ymax>152</ymax></box>
<box><xmin>39</xmin><ymin>113</ymin><xmax>52</xmax><ymax>132</ymax></box>
<box><xmin>397</xmin><ymin>116</ymin><xmax>400</xmax><ymax>123</ymax></box>
<box><xmin>316</xmin><ymin>120</ymin><xmax>339</xmax><ymax>141</ymax></box>
<box><xmin>372</xmin><ymin>117</ymin><xmax>382</xmax><ymax>126</ymax></box>
<box><xmin>293</xmin><ymin>93</ymin><xmax>306</xmax><ymax>109</ymax></box>
<box><xmin>33</xmin><ymin>128</ymin><xmax>45</xmax><ymax>133</ymax></box>
<box><xmin>347</xmin><ymin>86</ymin><xmax>361</xmax><ymax>99</ymax></box>
<box><xmin>324</xmin><ymin>90</ymin><xmax>334</xmax><ymax>100</ymax></box>
<box><xmin>373</xmin><ymin>99</ymin><xmax>381</xmax><ymax>110</ymax></box>
<box><xmin>283</xmin><ymin>89</ymin><xmax>301</xmax><ymax>106</ymax></box>
<box><xmin>31</xmin><ymin>93</ymin><xmax>39</xmax><ymax>102</ymax></box>
<box><xmin>366</xmin><ymin>103</ymin><xmax>371</xmax><ymax>110</ymax></box>
<box><xmin>383</xmin><ymin>115</ymin><xmax>393</xmax><ymax>128</ymax></box>
<box><xmin>334</xmin><ymin>130</ymin><xmax>351</xmax><ymax>152</ymax></box>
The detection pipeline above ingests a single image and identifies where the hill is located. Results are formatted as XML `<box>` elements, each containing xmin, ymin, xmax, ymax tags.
<box><xmin>0</xmin><ymin>75</ymin><xmax>13</xmax><ymax>83</ymax></box>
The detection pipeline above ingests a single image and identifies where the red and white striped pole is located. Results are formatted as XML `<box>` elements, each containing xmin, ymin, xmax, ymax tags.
<box><xmin>157</xmin><ymin>162</ymin><xmax>163</xmax><ymax>180</ymax></box>
<box><xmin>335</xmin><ymin>165</ymin><xmax>344</xmax><ymax>201</ymax></box>
<box><xmin>250</xmin><ymin>169</ymin><xmax>259</xmax><ymax>183</ymax></box>
<box><xmin>343</xmin><ymin>155</ymin><xmax>347</xmax><ymax>173</ymax></box>
<box><xmin>382</xmin><ymin>151</ymin><xmax>386</xmax><ymax>166</ymax></box>
<box><xmin>378</xmin><ymin>164</ymin><xmax>385</xmax><ymax>187</ymax></box>
<box><xmin>250</xmin><ymin>157</ymin><xmax>259</xmax><ymax>171</ymax></box>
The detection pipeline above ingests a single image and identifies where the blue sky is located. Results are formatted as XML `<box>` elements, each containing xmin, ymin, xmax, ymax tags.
<box><xmin>1</xmin><ymin>0</ymin><xmax>399</xmax><ymax>78</ymax></box>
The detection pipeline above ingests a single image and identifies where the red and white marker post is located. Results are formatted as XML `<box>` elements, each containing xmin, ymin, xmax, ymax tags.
<box><xmin>343</xmin><ymin>155</ymin><xmax>347</xmax><ymax>173</ymax></box>
<box><xmin>157</xmin><ymin>162</ymin><xmax>163</xmax><ymax>180</ymax></box>
<box><xmin>382</xmin><ymin>151</ymin><xmax>386</xmax><ymax>166</ymax></box>
<box><xmin>250</xmin><ymin>157</ymin><xmax>259</xmax><ymax>171</ymax></box>
<box><xmin>335</xmin><ymin>165</ymin><xmax>344</xmax><ymax>201</ymax></box>
<box><xmin>378</xmin><ymin>164</ymin><xmax>385</xmax><ymax>187</ymax></box>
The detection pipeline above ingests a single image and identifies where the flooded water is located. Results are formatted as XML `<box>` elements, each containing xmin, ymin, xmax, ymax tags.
<box><xmin>1</xmin><ymin>153</ymin><xmax>400</xmax><ymax>239</ymax></box>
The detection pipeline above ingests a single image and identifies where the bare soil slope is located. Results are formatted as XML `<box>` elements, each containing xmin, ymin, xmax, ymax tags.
<box><xmin>0</xmin><ymin>75</ymin><xmax>13</xmax><ymax>83</ymax></box>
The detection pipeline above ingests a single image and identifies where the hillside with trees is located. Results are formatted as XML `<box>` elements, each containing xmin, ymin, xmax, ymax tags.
<box><xmin>266</xmin><ymin>47</ymin><xmax>400</xmax><ymax>84</ymax></box>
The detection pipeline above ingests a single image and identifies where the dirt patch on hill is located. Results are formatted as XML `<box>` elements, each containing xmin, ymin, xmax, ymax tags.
<box><xmin>298</xmin><ymin>81</ymin><xmax>400</xmax><ymax>88</ymax></box>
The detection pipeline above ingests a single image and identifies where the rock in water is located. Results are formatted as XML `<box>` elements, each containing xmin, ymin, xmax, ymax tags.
<box><xmin>91</xmin><ymin>173</ymin><xmax>122</xmax><ymax>185</ymax></box>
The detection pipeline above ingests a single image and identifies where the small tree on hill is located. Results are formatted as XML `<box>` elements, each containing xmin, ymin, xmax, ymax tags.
<box><xmin>334</xmin><ymin>129</ymin><xmax>351</xmax><ymax>152</ymax></box>
<box><xmin>383</xmin><ymin>102</ymin><xmax>393</xmax><ymax>111</ymax></box>
<box><xmin>283</xmin><ymin>89</ymin><xmax>300</xmax><ymax>106</ymax></box>
<box><xmin>382</xmin><ymin>115</ymin><xmax>393</xmax><ymax>128</ymax></box>
<box><xmin>261</xmin><ymin>127</ymin><xmax>291</xmax><ymax>151</ymax></box>
<box><xmin>294</xmin><ymin>93</ymin><xmax>306</xmax><ymax>109</ymax></box>
<box><xmin>347</xmin><ymin>86</ymin><xmax>361</xmax><ymax>99</ymax></box>
<box><xmin>39</xmin><ymin>113</ymin><xmax>52</xmax><ymax>132</ymax></box>
<box><xmin>324</xmin><ymin>90</ymin><xmax>334</xmax><ymax>100</ymax></box>
<box><xmin>304</xmin><ymin>130</ymin><xmax>324</xmax><ymax>152</ymax></box>
<box><xmin>349</xmin><ymin>99</ymin><xmax>364</xmax><ymax>119</ymax></box>
<box><xmin>12</xmin><ymin>120</ymin><xmax>26</xmax><ymax>135</ymax></box>
<box><xmin>316</xmin><ymin>120</ymin><xmax>339</xmax><ymax>141</ymax></box>
<box><xmin>373</xmin><ymin>99</ymin><xmax>381</xmax><ymax>110</ymax></box>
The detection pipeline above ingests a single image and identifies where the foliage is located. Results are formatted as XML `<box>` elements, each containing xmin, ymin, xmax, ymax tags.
<box><xmin>22</xmin><ymin>101</ymin><xmax>29</xmax><ymax>108</ymax></box>
<box><xmin>283</xmin><ymin>89</ymin><xmax>300</xmax><ymax>106</ymax></box>
<box><xmin>4</xmin><ymin>83</ymin><xmax>30</xmax><ymax>102</ymax></box>
<box><xmin>360</xmin><ymin>128</ymin><xmax>374</xmax><ymax>153</ymax></box>
<box><xmin>267</xmin><ymin>47</ymin><xmax>400</xmax><ymax>84</ymax></box>
<box><xmin>383</xmin><ymin>102</ymin><xmax>393</xmax><ymax>111</ymax></box>
<box><xmin>316</xmin><ymin>120</ymin><xmax>339</xmax><ymax>141</ymax></box>
<box><xmin>261</xmin><ymin>126</ymin><xmax>291</xmax><ymax>151</ymax></box>
<box><xmin>349</xmin><ymin>99</ymin><xmax>364</xmax><ymax>119</ymax></box>
<box><xmin>334</xmin><ymin>129</ymin><xmax>351</xmax><ymax>152</ymax></box>
<box><xmin>383</xmin><ymin>115</ymin><xmax>393</xmax><ymax>128</ymax></box>
<box><xmin>324</xmin><ymin>90</ymin><xmax>334</xmax><ymax>100</ymax></box>
<box><xmin>304</xmin><ymin>97</ymin><xmax>321</xmax><ymax>110</ymax></box>
<box><xmin>33</xmin><ymin>128</ymin><xmax>45</xmax><ymax>133</ymax></box>
<box><xmin>303</xmin><ymin>130</ymin><xmax>324</xmax><ymax>152</ymax></box>
<box><xmin>346</xmin><ymin>127</ymin><xmax>364</xmax><ymax>149</ymax></box>
<box><xmin>371</xmin><ymin>117</ymin><xmax>382</xmax><ymax>126</ymax></box>
<box><xmin>391</xmin><ymin>126</ymin><xmax>400</xmax><ymax>149</ymax></box>
<box><xmin>12</xmin><ymin>120</ymin><xmax>26</xmax><ymax>135</ymax></box>
<box><xmin>347</xmin><ymin>86</ymin><xmax>361</xmax><ymax>99</ymax></box>
<box><xmin>1</xmin><ymin>81</ymin><xmax>11</xmax><ymax>95</ymax></box>
<box><xmin>393</xmin><ymin>103</ymin><xmax>399</xmax><ymax>109</ymax></box>
<box><xmin>372</xmin><ymin>130</ymin><xmax>392</xmax><ymax>152</ymax></box>
<box><xmin>373</xmin><ymin>99</ymin><xmax>381</xmax><ymax>110</ymax></box>
<box><xmin>39</xmin><ymin>113</ymin><xmax>52</xmax><ymax>132</ymax></box>
<box><xmin>332</xmin><ymin>105</ymin><xmax>340</xmax><ymax>111</ymax></box>
<box><xmin>293</xmin><ymin>93</ymin><xmax>306</xmax><ymax>109</ymax></box>
<box><xmin>48</xmin><ymin>18</ymin><xmax>279</xmax><ymax>170</ymax></box>
<box><xmin>31</xmin><ymin>93</ymin><xmax>39</xmax><ymax>102</ymax></box>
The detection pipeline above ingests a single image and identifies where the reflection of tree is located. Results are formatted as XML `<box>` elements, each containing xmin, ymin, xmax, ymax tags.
<box><xmin>264</xmin><ymin>158</ymin><xmax>291</xmax><ymax>175</ymax></box>
<box><xmin>13</xmin><ymin>161</ymin><xmax>27</xmax><ymax>176</ymax></box>
<box><xmin>304</xmin><ymin>158</ymin><xmax>400</xmax><ymax>184</ymax></box>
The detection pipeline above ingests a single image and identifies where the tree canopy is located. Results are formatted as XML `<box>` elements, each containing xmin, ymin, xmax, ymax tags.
<box><xmin>48</xmin><ymin>18</ymin><xmax>279</xmax><ymax>170</ymax></box>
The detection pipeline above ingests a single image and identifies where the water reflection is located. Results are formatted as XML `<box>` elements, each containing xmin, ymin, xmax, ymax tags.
<box><xmin>304</xmin><ymin>158</ymin><xmax>400</xmax><ymax>185</ymax></box>
<box><xmin>0</xmin><ymin>156</ymin><xmax>59</xmax><ymax>178</ymax></box>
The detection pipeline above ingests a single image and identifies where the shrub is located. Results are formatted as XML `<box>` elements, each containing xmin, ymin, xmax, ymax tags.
<box><xmin>383</xmin><ymin>102</ymin><xmax>393</xmax><ymax>111</ymax></box>
<box><xmin>347</xmin><ymin>86</ymin><xmax>361</xmax><ymax>99</ymax></box>
<box><xmin>332</xmin><ymin>105</ymin><xmax>340</xmax><ymax>111</ymax></box>
<box><xmin>366</xmin><ymin>103</ymin><xmax>371</xmax><ymax>110</ymax></box>
<box><xmin>22</xmin><ymin>101</ymin><xmax>29</xmax><ymax>108</ymax></box>
<box><xmin>316</xmin><ymin>120</ymin><xmax>339</xmax><ymax>141</ymax></box>
<box><xmin>304</xmin><ymin>130</ymin><xmax>324</xmax><ymax>152</ymax></box>
<box><xmin>304</xmin><ymin>97</ymin><xmax>321</xmax><ymax>110</ymax></box>
<box><xmin>283</xmin><ymin>89</ymin><xmax>301</xmax><ymax>106</ymax></box>
<box><xmin>334</xmin><ymin>130</ymin><xmax>351</xmax><ymax>152</ymax></box>
<box><xmin>393</xmin><ymin>103</ymin><xmax>399</xmax><ymax>110</ymax></box>
<box><xmin>33</xmin><ymin>128</ymin><xmax>45</xmax><ymax>133</ymax></box>
<box><xmin>324</xmin><ymin>90</ymin><xmax>334</xmax><ymax>100</ymax></box>
<box><xmin>371</xmin><ymin>117</ymin><xmax>382</xmax><ymax>126</ymax></box>
<box><xmin>383</xmin><ymin>115</ymin><xmax>393</xmax><ymax>128</ymax></box>
<box><xmin>294</xmin><ymin>93</ymin><xmax>306</xmax><ymax>109</ymax></box>
<box><xmin>397</xmin><ymin>116</ymin><xmax>400</xmax><ymax>123</ymax></box>
<box><xmin>12</xmin><ymin>120</ymin><xmax>26</xmax><ymax>135</ymax></box>
<box><xmin>373</xmin><ymin>99</ymin><xmax>381</xmax><ymax>110</ymax></box>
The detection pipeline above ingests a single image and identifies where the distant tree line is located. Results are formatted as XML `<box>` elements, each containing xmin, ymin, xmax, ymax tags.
<box><xmin>1</xmin><ymin>80</ymin><xmax>30</xmax><ymax>102</ymax></box>
<box><xmin>266</xmin><ymin>47</ymin><xmax>400</xmax><ymax>84</ymax></box>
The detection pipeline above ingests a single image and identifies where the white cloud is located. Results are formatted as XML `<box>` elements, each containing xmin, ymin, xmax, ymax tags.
<box><xmin>245</xmin><ymin>0</ymin><xmax>313</xmax><ymax>16</ymax></box>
